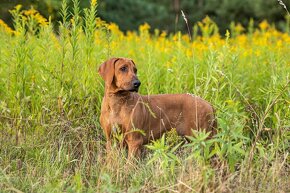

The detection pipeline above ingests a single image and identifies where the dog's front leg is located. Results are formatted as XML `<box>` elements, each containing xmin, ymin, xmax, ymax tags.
<box><xmin>125</xmin><ymin>132</ymin><xmax>143</xmax><ymax>158</ymax></box>
<box><xmin>100</xmin><ymin>114</ymin><xmax>112</xmax><ymax>152</ymax></box>
<box><xmin>103</xmin><ymin>125</ymin><xmax>112</xmax><ymax>152</ymax></box>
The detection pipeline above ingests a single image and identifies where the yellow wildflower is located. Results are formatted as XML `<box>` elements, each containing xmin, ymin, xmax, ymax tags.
<box><xmin>108</xmin><ymin>23</ymin><xmax>120</xmax><ymax>32</ymax></box>
<box><xmin>182</xmin><ymin>34</ymin><xmax>190</xmax><ymax>42</ymax></box>
<box><xmin>259</xmin><ymin>20</ymin><xmax>269</xmax><ymax>31</ymax></box>
<box><xmin>172</xmin><ymin>33</ymin><xmax>179</xmax><ymax>41</ymax></box>
<box><xmin>108</xmin><ymin>22</ymin><xmax>123</xmax><ymax>37</ymax></box>
<box><xmin>23</xmin><ymin>8</ymin><xmax>37</xmax><ymax>16</ymax></box>
<box><xmin>91</xmin><ymin>0</ymin><xmax>97</xmax><ymax>7</ymax></box>
<box><xmin>34</xmin><ymin>13</ymin><xmax>48</xmax><ymax>26</ymax></box>
<box><xmin>139</xmin><ymin>23</ymin><xmax>150</xmax><ymax>33</ymax></box>
<box><xmin>160</xmin><ymin>31</ymin><xmax>167</xmax><ymax>38</ymax></box>
<box><xmin>0</xmin><ymin>19</ymin><xmax>14</xmax><ymax>34</ymax></box>
<box><xmin>96</xmin><ymin>17</ymin><xmax>108</xmax><ymax>28</ymax></box>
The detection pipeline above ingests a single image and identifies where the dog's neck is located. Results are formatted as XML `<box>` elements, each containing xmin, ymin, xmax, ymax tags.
<box><xmin>105</xmin><ymin>89</ymin><xmax>137</xmax><ymax>110</ymax></box>
<box><xmin>105</xmin><ymin>88</ymin><xmax>131</xmax><ymax>98</ymax></box>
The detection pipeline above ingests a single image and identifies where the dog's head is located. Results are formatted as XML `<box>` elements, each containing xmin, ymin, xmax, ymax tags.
<box><xmin>98</xmin><ymin>57</ymin><xmax>141</xmax><ymax>93</ymax></box>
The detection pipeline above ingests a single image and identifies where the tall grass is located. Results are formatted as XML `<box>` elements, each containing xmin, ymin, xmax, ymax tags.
<box><xmin>0</xmin><ymin>0</ymin><xmax>289</xmax><ymax>192</ymax></box>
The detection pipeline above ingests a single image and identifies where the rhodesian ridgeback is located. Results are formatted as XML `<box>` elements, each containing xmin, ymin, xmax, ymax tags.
<box><xmin>99</xmin><ymin>57</ymin><xmax>217</xmax><ymax>157</ymax></box>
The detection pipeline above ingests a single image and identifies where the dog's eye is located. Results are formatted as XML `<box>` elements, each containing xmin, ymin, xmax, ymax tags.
<box><xmin>120</xmin><ymin>66</ymin><xmax>127</xmax><ymax>72</ymax></box>
<box><xmin>133</xmin><ymin>68</ymin><xmax>137</xmax><ymax>74</ymax></box>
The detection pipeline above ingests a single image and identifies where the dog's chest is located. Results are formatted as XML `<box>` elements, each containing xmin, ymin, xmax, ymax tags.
<box><xmin>108</xmin><ymin>106</ymin><xmax>132</xmax><ymax>128</ymax></box>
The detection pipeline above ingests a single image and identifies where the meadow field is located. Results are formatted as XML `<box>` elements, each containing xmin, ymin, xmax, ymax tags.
<box><xmin>0</xmin><ymin>1</ymin><xmax>289</xmax><ymax>192</ymax></box>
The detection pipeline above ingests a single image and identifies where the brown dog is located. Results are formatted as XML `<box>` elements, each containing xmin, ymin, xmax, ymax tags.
<box><xmin>99</xmin><ymin>57</ymin><xmax>217</xmax><ymax>157</ymax></box>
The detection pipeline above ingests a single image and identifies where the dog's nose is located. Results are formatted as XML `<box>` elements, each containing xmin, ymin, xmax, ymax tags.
<box><xmin>133</xmin><ymin>80</ymin><xmax>141</xmax><ymax>88</ymax></box>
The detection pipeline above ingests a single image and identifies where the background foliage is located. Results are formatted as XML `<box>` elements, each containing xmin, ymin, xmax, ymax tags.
<box><xmin>0</xmin><ymin>0</ymin><xmax>290</xmax><ymax>33</ymax></box>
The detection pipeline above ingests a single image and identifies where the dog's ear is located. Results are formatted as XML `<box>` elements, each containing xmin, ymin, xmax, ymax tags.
<box><xmin>98</xmin><ymin>58</ymin><xmax>119</xmax><ymax>86</ymax></box>
<box><xmin>130</xmin><ymin>59</ymin><xmax>136</xmax><ymax>67</ymax></box>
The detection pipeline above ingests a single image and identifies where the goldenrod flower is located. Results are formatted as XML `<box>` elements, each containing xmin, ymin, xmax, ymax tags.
<box><xmin>259</xmin><ymin>20</ymin><xmax>269</xmax><ymax>31</ymax></box>
<box><xmin>96</xmin><ymin>17</ymin><xmax>108</xmax><ymax>28</ymax></box>
<box><xmin>34</xmin><ymin>13</ymin><xmax>48</xmax><ymax>26</ymax></box>
<box><xmin>23</xmin><ymin>8</ymin><xmax>37</xmax><ymax>16</ymax></box>
<box><xmin>91</xmin><ymin>0</ymin><xmax>97</xmax><ymax>7</ymax></box>
<box><xmin>0</xmin><ymin>19</ymin><xmax>14</xmax><ymax>34</ymax></box>
<box><xmin>139</xmin><ymin>23</ymin><xmax>150</xmax><ymax>33</ymax></box>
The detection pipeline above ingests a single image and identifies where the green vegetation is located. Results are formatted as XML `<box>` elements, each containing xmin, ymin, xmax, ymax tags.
<box><xmin>0</xmin><ymin>0</ymin><xmax>289</xmax><ymax>192</ymax></box>
<box><xmin>1</xmin><ymin>0</ymin><xmax>290</xmax><ymax>33</ymax></box>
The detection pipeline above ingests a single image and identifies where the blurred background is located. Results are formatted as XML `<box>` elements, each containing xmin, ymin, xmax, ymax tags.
<box><xmin>0</xmin><ymin>0</ymin><xmax>289</xmax><ymax>33</ymax></box>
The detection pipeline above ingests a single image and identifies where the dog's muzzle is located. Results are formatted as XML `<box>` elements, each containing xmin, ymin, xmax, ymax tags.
<box><xmin>130</xmin><ymin>79</ymin><xmax>141</xmax><ymax>92</ymax></box>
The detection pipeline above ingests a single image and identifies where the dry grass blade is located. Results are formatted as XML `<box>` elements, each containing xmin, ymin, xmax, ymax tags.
<box><xmin>181</xmin><ymin>10</ymin><xmax>192</xmax><ymax>41</ymax></box>
<box><xmin>277</xmin><ymin>0</ymin><xmax>290</xmax><ymax>15</ymax></box>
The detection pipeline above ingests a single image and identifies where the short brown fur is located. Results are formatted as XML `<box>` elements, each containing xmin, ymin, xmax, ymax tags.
<box><xmin>99</xmin><ymin>57</ymin><xmax>217</xmax><ymax>157</ymax></box>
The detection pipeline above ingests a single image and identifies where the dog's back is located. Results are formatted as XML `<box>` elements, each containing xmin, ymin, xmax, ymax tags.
<box><xmin>130</xmin><ymin>93</ymin><xmax>216</xmax><ymax>143</ymax></box>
